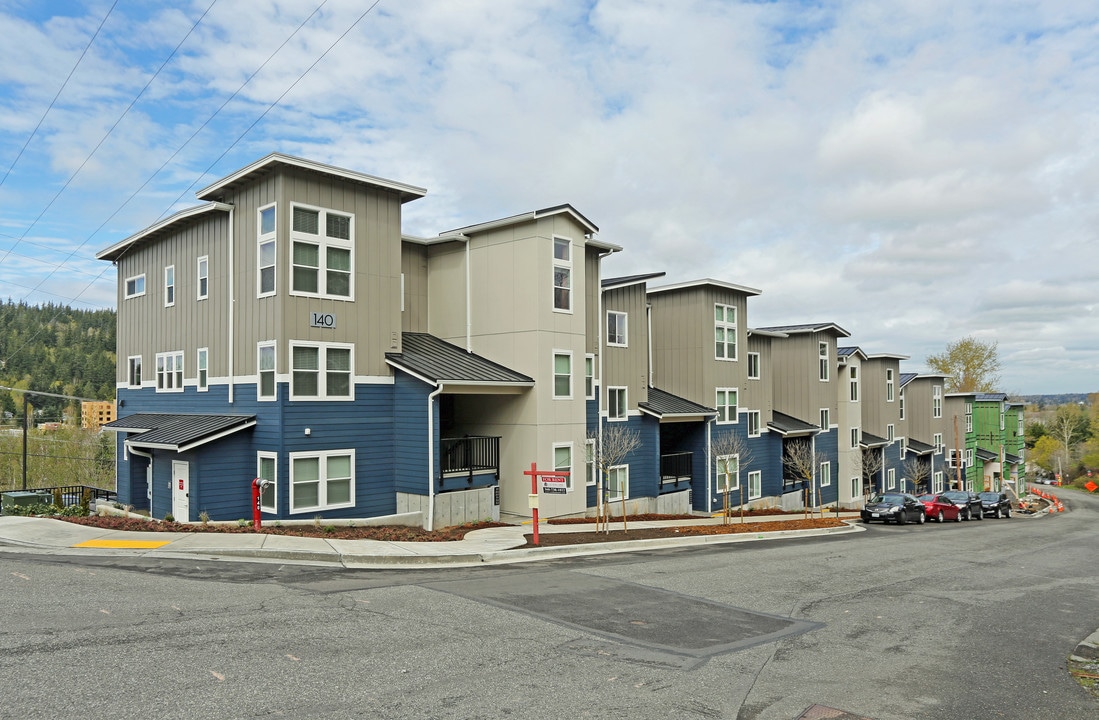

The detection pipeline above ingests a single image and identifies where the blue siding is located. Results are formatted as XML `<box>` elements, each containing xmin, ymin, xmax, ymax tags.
<box><xmin>815</xmin><ymin>430</ymin><xmax>839</xmax><ymax>506</ymax></box>
<box><xmin>585</xmin><ymin>398</ymin><xmax>599</xmax><ymax>507</ymax></box>
<box><xmin>394</xmin><ymin>373</ymin><xmax>432</xmax><ymax>495</ymax></box>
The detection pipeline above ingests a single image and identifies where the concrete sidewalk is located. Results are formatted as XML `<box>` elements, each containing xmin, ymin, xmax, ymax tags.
<box><xmin>0</xmin><ymin>513</ymin><xmax>862</xmax><ymax>568</ymax></box>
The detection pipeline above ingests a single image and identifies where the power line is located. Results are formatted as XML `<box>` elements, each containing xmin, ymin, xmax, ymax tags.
<box><xmin>0</xmin><ymin>0</ymin><xmax>120</xmax><ymax>190</ymax></box>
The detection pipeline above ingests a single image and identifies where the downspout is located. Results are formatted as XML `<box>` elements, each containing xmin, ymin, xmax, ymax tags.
<box><xmin>596</xmin><ymin>249</ymin><xmax>614</xmax><ymax>519</ymax></box>
<box><xmin>706</xmin><ymin>421</ymin><xmax>713</xmax><ymax>513</ymax></box>
<box><xmin>463</xmin><ymin>235</ymin><xmax>472</xmax><ymax>352</ymax></box>
<box><xmin>127</xmin><ymin>443</ymin><xmax>154</xmax><ymax>512</ymax></box>
<box><xmin>225</xmin><ymin>203</ymin><xmax>236</xmax><ymax>403</ymax></box>
<box><xmin>426</xmin><ymin>384</ymin><xmax>443</xmax><ymax>531</ymax></box>
<box><xmin>646</xmin><ymin>303</ymin><xmax>653</xmax><ymax>389</ymax></box>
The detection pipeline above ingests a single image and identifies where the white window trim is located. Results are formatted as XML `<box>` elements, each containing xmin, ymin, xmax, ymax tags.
<box><xmin>820</xmin><ymin>408</ymin><xmax>830</xmax><ymax>432</ymax></box>
<box><xmin>899</xmin><ymin>390</ymin><xmax>906</xmax><ymax>420</ymax></box>
<box><xmin>289</xmin><ymin>202</ymin><xmax>354</xmax><ymax>301</ymax></box>
<box><xmin>290</xmin><ymin>341</ymin><xmax>355</xmax><ymax>401</ymax></box>
<box><xmin>933</xmin><ymin>471</ymin><xmax>944</xmax><ymax>494</ymax></box>
<box><xmin>257</xmin><ymin>452</ymin><xmax>277</xmax><ymax>513</ymax></box>
<box><xmin>585</xmin><ymin>438</ymin><xmax>596</xmax><ymax>486</ymax></box>
<box><xmin>850</xmin><ymin>476</ymin><xmax>861</xmax><ymax>499</ymax></box>
<box><xmin>196</xmin><ymin>347</ymin><xmax>209</xmax><ymax>392</ymax></box>
<box><xmin>716</xmin><ymin>388</ymin><xmax>738</xmax><ymax>424</ymax></box>
<box><xmin>197</xmin><ymin>255</ymin><xmax>209</xmax><ymax>301</ymax></box>
<box><xmin>851</xmin><ymin>427</ymin><xmax>860</xmax><ymax>449</ymax></box>
<box><xmin>933</xmin><ymin>433</ymin><xmax>944</xmax><ymax>454</ymax></box>
<box><xmin>155</xmin><ymin>351</ymin><xmax>184</xmax><ymax>393</ymax></box>
<box><xmin>886</xmin><ymin>468</ymin><xmax>896</xmax><ymax>490</ymax></box>
<box><xmin>257</xmin><ymin>341</ymin><xmax>277</xmax><ymax>401</ymax></box>
<box><xmin>585</xmin><ymin>354</ymin><xmax>596</xmax><ymax>400</ymax></box>
<box><xmin>747</xmin><ymin>410</ymin><xmax>761</xmax><ymax>438</ymax></box>
<box><xmin>819</xmin><ymin>341</ymin><xmax>830</xmax><ymax>381</ymax></box>
<box><xmin>748</xmin><ymin>470</ymin><xmax>762</xmax><ymax>501</ymax></box>
<box><xmin>887</xmin><ymin>423</ymin><xmax>895</xmax><ymax>442</ymax></box>
<box><xmin>607</xmin><ymin>310</ymin><xmax>628</xmax><ymax>347</ymax></box>
<box><xmin>127</xmin><ymin>355</ymin><xmax>143</xmax><ymax>388</ymax></box>
<box><xmin>164</xmin><ymin>265</ymin><xmax>175</xmax><ymax>308</ymax></box>
<box><xmin>715</xmin><ymin>303</ymin><xmax>737</xmax><ymax>361</ymax></box>
<box><xmin>552</xmin><ymin>235</ymin><xmax>573</xmax><ymax>314</ymax></box>
<box><xmin>124</xmin><ymin>273</ymin><xmax>146</xmax><ymax>299</ymax></box>
<box><xmin>886</xmin><ymin>368</ymin><xmax>895</xmax><ymax>402</ymax></box>
<box><xmin>747</xmin><ymin>352</ymin><xmax>760</xmax><ymax>380</ymax></box>
<box><xmin>553</xmin><ymin>442</ymin><xmax>574</xmax><ymax>492</ymax></box>
<box><xmin>289</xmin><ymin>448</ymin><xmax>355</xmax><ymax>514</ymax></box>
<box><xmin>258</xmin><ymin>203</ymin><xmax>277</xmax><ymax>298</ymax></box>
<box><xmin>607</xmin><ymin>464</ymin><xmax>629</xmax><ymax>502</ymax></box>
<box><xmin>607</xmin><ymin>386</ymin><xmax>628</xmax><ymax>421</ymax></box>
<box><xmin>849</xmin><ymin>366</ymin><xmax>859</xmax><ymax>402</ymax></box>
<box><xmin>717</xmin><ymin>454</ymin><xmax>740</xmax><ymax>492</ymax></box>
<box><xmin>553</xmin><ymin>350</ymin><xmax>573</xmax><ymax>400</ymax></box>
<box><xmin>820</xmin><ymin>461</ymin><xmax>832</xmax><ymax>487</ymax></box>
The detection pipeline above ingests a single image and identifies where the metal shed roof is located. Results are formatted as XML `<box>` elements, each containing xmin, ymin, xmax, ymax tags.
<box><xmin>638</xmin><ymin>387</ymin><xmax>716</xmax><ymax>420</ymax></box>
<box><xmin>101</xmin><ymin>413</ymin><xmax>256</xmax><ymax>453</ymax></box>
<box><xmin>385</xmin><ymin>333</ymin><xmax>534</xmax><ymax>389</ymax></box>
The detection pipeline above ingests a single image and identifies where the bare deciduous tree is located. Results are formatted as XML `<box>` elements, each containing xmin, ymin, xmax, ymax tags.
<box><xmin>902</xmin><ymin>455</ymin><xmax>931</xmax><ymax>495</ymax></box>
<box><xmin>855</xmin><ymin>448</ymin><xmax>883</xmax><ymax>498</ymax></box>
<box><xmin>782</xmin><ymin>438</ymin><xmax>826</xmax><ymax>517</ymax></box>
<box><xmin>710</xmin><ymin>430</ymin><xmax>753</xmax><ymax>524</ymax></box>
<box><xmin>588</xmin><ymin>423</ymin><xmax>641</xmax><ymax>533</ymax></box>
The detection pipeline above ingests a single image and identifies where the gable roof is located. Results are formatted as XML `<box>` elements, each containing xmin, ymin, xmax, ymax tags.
<box><xmin>975</xmin><ymin>392</ymin><xmax>1008</xmax><ymax>402</ymax></box>
<box><xmin>837</xmin><ymin>346</ymin><xmax>868</xmax><ymax>361</ymax></box>
<box><xmin>647</xmin><ymin>278</ymin><xmax>762</xmax><ymax>297</ymax></box>
<box><xmin>385</xmin><ymin>333</ymin><xmax>534</xmax><ymax>389</ymax></box>
<box><xmin>196</xmin><ymin>153</ymin><xmax>426</xmax><ymax>203</ymax></box>
<box><xmin>440</xmin><ymin>203</ymin><xmax>604</xmax><ymax>239</ymax></box>
<box><xmin>768</xmin><ymin>411</ymin><xmax>819</xmax><ymax>437</ymax></box>
<box><xmin>754</xmin><ymin>322</ymin><xmax>851</xmax><ymax>338</ymax></box>
<box><xmin>101</xmin><ymin>413</ymin><xmax>256</xmax><ymax>453</ymax></box>
<box><xmin>899</xmin><ymin>372</ymin><xmax>919</xmax><ymax>388</ymax></box>
<box><xmin>638</xmin><ymin>387</ymin><xmax>717</xmax><ymax>421</ymax></box>
<box><xmin>96</xmin><ymin>202</ymin><xmax>231</xmax><ymax>261</ymax></box>
<box><xmin>603</xmin><ymin>272</ymin><xmax>666</xmax><ymax>290</ymax></box>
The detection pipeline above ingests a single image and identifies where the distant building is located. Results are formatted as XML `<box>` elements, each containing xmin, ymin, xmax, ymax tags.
<box><xmin>81</xmin><ymin>401</ymin><xmax>116</xmax><ymax>430</ymax></box>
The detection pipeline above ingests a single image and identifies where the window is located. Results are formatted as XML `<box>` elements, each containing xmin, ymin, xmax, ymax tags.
<box><xmin>127</xmin><ymin>356</ymin><xmax>142</xmax><ymax>388</ymax></box>
<box><xmin>553</xmin><ymin>352</ymin><xmax>572</xmax><ymax>399</ymax></box>
<box><xmin>585</xmin><ymin>439</ymin><xmax>596</xmax><ymax>486</ymax></box>
<box><xmin>197</xmin><ymin>348</ymin><xmax>208</xmax><ymax>391</ymax></box>
<box><xmin>850</xmin><ymin>476</ymin><xmax>861</xmax><ymax>499</ymax></box>
<box><xmin>290</xmin><ymin>449</ymin><xmax>354</xmax><ymax>512</ymax></box>
<box><xmin>747</xmin><ymin>410</ymin><xmax>761</xmax><ymax>437</ymax></box>
<box><xmin>607</xmin><ymin>311</ymin><xmax>627</xmax><ymax>346</ymax></box>
<box><xmin>585</xmin><ymin>355</ymin><xmax>595</xmax><ymax>399</ymax></box>
<box><xmin>715</xmin><ymin>304</ymin><xmax>737</xmax><ymax>360</ymax></box>
<box><xmin>849</xmin><ymin>366</ymin><xmax>859</xmax><ymax>401</ymax></box>
<box><xmin>820</xmin><ymin>408</ymin><xmax>830</xmax><ymax>432</ymax></box>
<box><xmin>164</xmin><ymin>266</ymin><xmax>175</xmax><ymax>307</ymax></box>
<box><xmin>933</xmin><ymin>471</ymin><xmax>944</xmax><ymax>494</ymax></box>
<box><xmin>851</xmin><ymin>427</ymin><xmax>860</xmax><ymax>449</ymax></box>
<box><xmin>197</xmin><ymin>256</ymin><xmax>209</xmax><ymax>300</ymax></box>
<box><xmin>608</xmin><ymin>387</ymin><xmax>627</xmax><ymax>421</ymax></box>
<box><xmin>553</xmin><ymin>237</ymin><xmax>571</xmax><ymax>312</ymax></box>
<box><xmin>554</xmin><ymin>444</ymin><xmax>573</xmax><ymax>491</ymax></box>
<box><xmin>716</xmin><ymin>388</ymin><xmax>738</xmax><ymax>424</ymax></box>
<box><xmin>291</xmin><ymin>343</ymin><xmax>353</xmax><ymax>400</ymax></box>
<box><xmin>818</xmin><ymin>342</ymin><xmax>829</xmax><ymax>381</ymax></box>
<box><xmin>886</xmin><ymin>468</ymin><xmax>896</xmax><ymax>490</ymax></box>
<box><xmin>1000</xmin><ymin>411</ymin><xmax>1005</xmax><ymax>431</ymax></box>
<box><xmin>257</xmin><ymin>453</ymin><xmax>277</xmax><ymax>513</ymax></box>
<box><xmin>886</xmin><ymin>368</ymin><xmax>894</xmax><ymax>402</ymax></box>
<box><xmin>717</xmin><ymin>454</ymin><xmax>740</xmax><ymax>492</ymax></box>
<box><xmin>820</xmin><ymin>461</ymin><xmax>831</xmax><ymax>487</ymax></box>
<box><xmin>934</xmin><ymin>433</ymin><xmax>944</xmax><ymax>454</ymax></box>
<box><xmin>124</xmin><ymin>274</ymin><xmax>146</xmax><ymax>299</ymax></box>
<box><xmin>966</xmin><ymin>448</ymin><xmax>974</xmax><ymax>467</ymax></box>
<box><xmin>887</xmin><ymin>424</ymin><xmax>895</xmax><ymax>442</ymax></box>
<box><xmin>748</xmin><ymin>470</ymin><xmax>762</xmax><ymax>500</ymax></box>
<box><xmin>258</xmin><ymin>342</ymin><xmax>276</xmax><ymax>400</ymax></box>
<box><xmin>258</xmin><ymin>204</ymin><xmax>276</xmax><ymax>297</ymax></box>
<box><xmin>607</xmin><ymin>465</ymin><xmax>628</xmax><ymax>501</ymax></box>
<box><xmin>899</xmin><ymin>389</ymin><xmax>905</xmax><ymax>420</ymax></box>
<box><xmin>155</xmin><ymin>351</ymin><xmax>183</xmax><ymax>392</ymax></box>
<box><xmin>291</xmin><ymin>204</ymin><xmax>353</xmax><ymax>299</ymax></box>
<box><xmin>933</xmin><ymin>385</ymin><xmax>942</xmax><ymax>418</ymax></box>
<box><xmin>965</xmin><ymin>402</ymin><xmax>973</xmax><ymax>432</ymax></box>
<box><xmin>747</xmin><ymin>352</ymin><xmax>760</xmax><ymax>379</ymax></box>
<box><xmin>899</xmin><ymin>437</ymin><xmax>906</xmax><ymax>459</ymax></box>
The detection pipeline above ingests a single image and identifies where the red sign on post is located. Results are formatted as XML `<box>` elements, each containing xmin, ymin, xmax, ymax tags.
<box><xmin>1085</xmin><ymin>480</ymin><xmax>1097</xmax><ymax>493</ymax></box>
<box><xmin>541</xmin><ymin>474</ymin><xmax>568</xmax><ymax>495</ymax></box>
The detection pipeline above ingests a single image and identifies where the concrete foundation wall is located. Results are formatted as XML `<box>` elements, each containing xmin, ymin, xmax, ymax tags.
<box><xmin>398</xmin><ymin>487</ymin><xmax>499</xmax><ymax>529</ymax></box>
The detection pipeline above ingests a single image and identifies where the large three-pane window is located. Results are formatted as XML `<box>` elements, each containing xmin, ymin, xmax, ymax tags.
<box><xmin>290</xmin><ymin>449</ymin><xmax>354</xmax><ymax>512</ymax></box>
<box><xmin>291</xmin><ymin>343</ymin><xmax>353</xmax><ymax>400</ymax></box>
<box><xmin>716</xmin><ymin>388</ymin><xmax>738</xmax><ymax>424</ymax></box>
<box><xmin>155</xmin><ymin>351</ymin><xmax>183</xmax><ymax>392</ymax></box>
<box><xmin>715</xmin><ymin>304</ymin><xmax>736</xmax><ymax>360</ymax></box>
<box><xmin>291</xmin><ymin>204</ymin><xmax>353</xmax><ymax>299</ymax></box>
<box><xmin>258</xmin><ymin>205</ymin><xmax>277</xmax><ymax>297</ymax></box>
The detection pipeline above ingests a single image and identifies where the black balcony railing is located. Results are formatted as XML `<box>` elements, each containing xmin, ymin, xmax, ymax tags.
<box><xmin>28</xmin><ymin>485</ymin><xmax>117</xmax><ymax>507</ymax></box>
<box><xmin>660</xmin><ymin>452</ymin><xmax>692</xmax><ymax>486</ymax></box>
<box><xmin>440</xmin><ymin>436</ymin><xmax>501</xmax><ymax>486</ymax></box>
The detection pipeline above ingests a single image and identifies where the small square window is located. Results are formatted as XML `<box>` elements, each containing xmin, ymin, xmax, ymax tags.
<box><xmin>553</xmin><ymin>352</ymin><xmax>572</xmax><ymax>399</ymax></box>
<box><xmin>747</xmin><ymin>352</ymin><xmax>760</xmax><ymax>380</ymax></box>
<box><xmin>125</xmin><ymin>274</ymin><xmax>146</xmax><ymax>299</ymax></box>
<box><xmin>608</xmin><ymin>387</ymin><xmax>627</xmax><ymax>421</ymax></box>
<box><xmin>607</xmin><ymin>311</ymin><xmax>627</xmax><ymax>347</ymax></box>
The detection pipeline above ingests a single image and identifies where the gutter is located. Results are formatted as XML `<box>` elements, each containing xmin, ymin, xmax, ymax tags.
<box><xmin>225</xmin><ymin>203</ymin><xmax>235</xmax><ymax>403</ymax></box>
<box><xmin>126</xmin><ymin>443</ymin><xmax>155</xmax><ymax>510</ymax></box>
<box><xmin>426</xmin><ymin>384</ymin><xmax>444</xmax><ymax>531</ymax></box>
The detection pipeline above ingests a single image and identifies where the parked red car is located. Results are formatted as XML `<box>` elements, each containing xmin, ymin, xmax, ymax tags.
<box><xmin>917</xmin><ymin>493</ymin><xmax>963</xmax><ymax>522</ymax></box>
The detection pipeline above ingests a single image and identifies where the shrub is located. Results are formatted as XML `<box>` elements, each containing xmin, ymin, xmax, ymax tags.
<box><xmin>163</xmin><ymin>513</ymin><xmax>175</xmax><ymax>523</ymax></box>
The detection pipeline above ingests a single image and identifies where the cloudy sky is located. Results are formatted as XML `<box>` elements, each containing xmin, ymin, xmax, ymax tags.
<box><xmin>1</xmin><ymin>0</ymin><xmax>1096</xmax><ymax>394</ymax></box>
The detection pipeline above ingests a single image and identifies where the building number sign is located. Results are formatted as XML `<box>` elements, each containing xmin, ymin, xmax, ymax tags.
<box><xmin>310</xmin><ymin>312</ymin><xmax>336</xmax><ymax>329</ymax></box>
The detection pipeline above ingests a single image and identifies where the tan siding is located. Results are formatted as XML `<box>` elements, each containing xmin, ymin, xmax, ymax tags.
<box><xmin>401</xmin><ymin>242</ymin><xmax>429</xmax><ymax>332</ymax></box>
<box><xmin>772</xmin><ymin>333</ymin><xmax>837</xmax><ymax>424</ymax></box>
<box><xmin>603</xmin><ymin>284</ymin><xmax>649</xmax><ymax>406</ymax></box>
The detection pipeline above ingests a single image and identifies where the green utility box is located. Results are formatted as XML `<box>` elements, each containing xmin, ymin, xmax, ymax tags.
<box><xmin>1</xmin><ymin>491</ymin><xmax>54</xmax><ymax>515</ymax></box>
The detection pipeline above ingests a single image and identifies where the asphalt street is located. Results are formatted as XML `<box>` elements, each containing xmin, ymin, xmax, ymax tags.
<box><xmin>1</xmin><ymin>491</ymin><xmax>1096</xmax><ymax>720</ymax></box>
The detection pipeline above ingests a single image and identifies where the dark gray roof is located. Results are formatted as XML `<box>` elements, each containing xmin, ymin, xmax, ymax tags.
<box><xmin>907</xmin><ymin>438</ymin><xmax>935</xmax><ymax>455</ymax></box>
<box><xmin>754</xmin><ymin>322</ymin><xmax>851</xmax><ymax>338</ymax></box>
<box><xmin>101</xmin><ymin>413</ymin><xmax>256</xmax><ymax>452</ymax></box>
<box><xmin>975</xmin><ymin>393</ymin><xmax>1008</xmax><ymax>402</ymax></box>
<box><xmin>386</xmin><ymin>333</ymin><xmax>534</xmax><ymax>387</ymax></box>
<box><xmin>638</xmin><ymin>387</ymin><xmax>716</xmax><ymax>420</ymax></box>
<box><xmin>837</xmin><ymin>346</ymin><xmax>859</xmax><ymax>357</ymax></box>
<box><xmin>602</xmin><ymin>272</ymin><xmax>666</xmax><ymax>289</ymax></box>
<box><xmin>1004</xmin><ymin>452</ymin><xmax>1022</xmax><ymax>464</ymax></box>
<box><xmin>860</xmin><ymin>431</ymin><xmax>889</xmax><ymax>448</ymax></box>
<box><xmin>768</xmin><ymin>412</ymin><xmax>819</xmax><ymax>436</ymax></box>
<box><xmin>899</xmin><ymin>372</ymin><xmax>919</xmax><ymax>388</ymax></box>
<box><xmin>975</xmin><ymin>447</ymin><xmax>999</xmax><ymax>462</ymax></box>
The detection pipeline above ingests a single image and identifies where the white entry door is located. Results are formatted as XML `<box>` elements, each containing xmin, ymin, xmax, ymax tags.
<box><xmin>172</xmin><ymin>461</ymin><xmax>190</xmax><ymax>521</ymax></box>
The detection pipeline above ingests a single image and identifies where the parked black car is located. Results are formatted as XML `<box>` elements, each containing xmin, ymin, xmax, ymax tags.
<box><xmin>939</xmin><ymin>490</ymin><xmax>984</xmax><ymax>521</ymax></box>
<box><xmin>860</xmin><ymin>493</ymin><xmax>926</xmax><ymax>525</ymax></box>
<box><xmin>978</xmin><ymin>491</ymin><xmax>1012</xmax><ymax>518</ymax></box>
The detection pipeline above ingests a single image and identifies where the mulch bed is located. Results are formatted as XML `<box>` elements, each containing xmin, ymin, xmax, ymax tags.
<box><xmin>58</xmin><ymin>515</ymin><xmax>507</xmax><ymax>542</ymax></box>
<box><xmin>523</xmin><ymin>517</ymin><xmax>847</xmax><ymax>548</ymax></box>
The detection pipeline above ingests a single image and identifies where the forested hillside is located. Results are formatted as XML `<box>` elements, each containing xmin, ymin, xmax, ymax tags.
<box><xmin>0</xmin><ymin>300</ymin><xmax>116</xmax><ymax>421</ymax></box>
